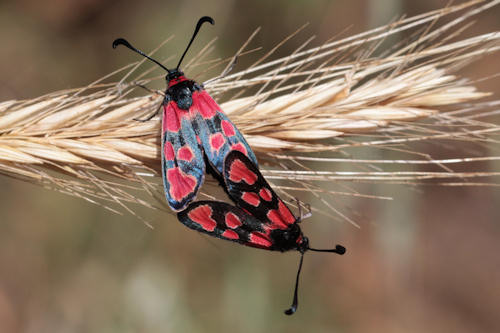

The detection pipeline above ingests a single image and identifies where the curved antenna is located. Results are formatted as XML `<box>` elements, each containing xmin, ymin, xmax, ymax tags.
<box><xmin>112</xmin><ymin>38</ymin><xmax>171</xmax><ymax>74</ymax></box>
<box><xmin>284</xmin><ymin>252</ymin><xmax>304</xmax><ymax>315</ymax></box>
<box><xmin>284</xmin><ymin>244</ymin><xmax>345</xmax><ymax>315</ymax></box>
<box><xmin>176</xmin><ymin>16</ymin><xmax>215</xmax><ymax>70</ymax></box>
<box><xmin>285</xmin><ymin>244</ymin><xmax>346</xmax><ymax>315</ymax></box>
<box><xmin>309</xmin><ymin>244</ymin><xmax>346</xmax><ymax>255</ymax></box>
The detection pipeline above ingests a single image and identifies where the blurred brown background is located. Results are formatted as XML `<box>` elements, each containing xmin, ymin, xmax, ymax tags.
<box><xmin>1</xmin><ymin>0</ymin><xmax>499</xmax><ymax>332</ymax></box>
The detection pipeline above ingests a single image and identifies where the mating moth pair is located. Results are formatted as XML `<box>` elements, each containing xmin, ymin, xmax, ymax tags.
<box><xmin>113</xmin><ymin>16</ymin><xmax>345</xmax><ymax>315</ymax></box>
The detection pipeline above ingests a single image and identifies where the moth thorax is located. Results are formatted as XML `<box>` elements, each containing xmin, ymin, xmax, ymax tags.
<box><xmin>175</xmin><ymin>87</ymin><xmax>193</xmax><ymax>110</ymax></box>
<box><xmin>270</xmin><ymin>223</ymin><xmax>304</xmax><ymax>252</ymax></box>
<box><xmin>168</xmin><ymin>80</ymin><xmax>194</xmax><ymax>110</ymax></box>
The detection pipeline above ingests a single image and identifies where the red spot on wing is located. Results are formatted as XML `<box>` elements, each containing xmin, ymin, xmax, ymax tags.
<box><xmin>266</xmin><ymin>201</ymin><xmax>296</xmax><ymax>228</ymax></box>
<box><xmin>187</xmin><ymin>205</ymin><xmax>216</xmax><ymax>231</ymax></box>
<box><xmin>230</xmin><ymin>143</ymin><xmax>247</xmax><ymax>155</ymax></box>
<box><xmin>164</xmin><ymin>142</ymin><xmax>175</xmax><ymax>161</ymax></box>
<box><xmin>164</xmin><ymin>104</ymin><xmax>184</xmax><ymax>132</ymax></box>
<box><xmin>177</xmin><ymin>146</ymin><xmax>194</xmax><ymax>162</ymax></box>
<box><xmin>194</xmin><ymin>91</ymin><xmax>217</xmax><ymax>119</ymax></box>
<box><xmin>242</xmin><ymin>192</ymin><xmax>260</xmax><ymax>207</ymax></box>
<box><xmin>225</xmin><ymin>212</ymin><xmax>242</xmax><ymax>229</ymax></box>
<box><xmin>196</xmin><ymin>135</ymin><xmax>201</xmax><ymax>144</ymax></box>
<box><xmin>210</xmin><ymin>133</ymin><xmax>225</xmax><ymax>152</ymax></box>
<box><xmin>221</xmin><ymin>120</ymin><xmax>236</xmax><ymax>137</ymax></box>
<box><xmin>228</xmin><ymin>160</ymin><xmax>257</xmax><ymax>185</ymax></box>
<box><xmin>259</xmin><ymin>188</ymin><xmax>272</xmax><ymax>201</ymax></box>
<box><xmin>167</xmin><ymin>167</ymin><xmax>197</xmax><ymax>202</ymax></box>
<box><xmin>266</xmin><ymin>209</ymin><xmax>287</xmax><ymax>229</ymax></box>
<box><xmin>222</xmin><ymin>229</ymin><xmax>239</xmax><ymax>240</ymax></box>
<box><xmin>278</xmin><ymin>201</ymin><xmax>296</xmax><ymax>224</ymax></box>
<box><xmin>249</xmin><ymin>232</ymin><xmax>272</xmax><ymax>248</ymax></box>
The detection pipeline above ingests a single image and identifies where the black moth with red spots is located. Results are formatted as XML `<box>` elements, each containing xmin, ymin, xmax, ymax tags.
<box><xmin>112</xmin><ymin>17</ymin><xmax>258</xmax><ymax>212</ymax></box>
<box><xmin>178</xmin><ymin>151</ymin><xmax>346</xmax><ymax>315</ymax></box>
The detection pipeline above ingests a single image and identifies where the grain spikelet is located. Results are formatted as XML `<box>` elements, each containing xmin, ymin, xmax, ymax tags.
<box><xmin>0</xmin><ymin>0</ymin><xmax>499</xmax><ymax>223</ymax></box>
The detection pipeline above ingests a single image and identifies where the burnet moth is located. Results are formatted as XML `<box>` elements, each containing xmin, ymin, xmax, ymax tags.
<box><xmin>178</xmin><ymin>150</ymin><xmax>346</xmax><ymax>315</ymax></box>
<box><xmin>112</xmin><ymin>16</ymin><xmax>258</xmax><ymax>211</ymax></box>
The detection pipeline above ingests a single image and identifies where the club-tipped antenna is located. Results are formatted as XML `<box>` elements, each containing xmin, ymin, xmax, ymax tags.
<box><xmin>112</xmin><ymin>38</ymin><xmax>171</xmax><ymax>74</ymax></box>
<box><xmin>176</xmin><ymin>16</ymin><xmax>215</xmax><ymax>70</ymax></box>
<box><xmin>284</xmin><ymin>252</ymin><xmax>304</xmax><ymax>316</ymax></box>
<box><xmin>284</xmin><ymin>244</ymin><xmax>345</xmax><ymax>315</ymax></box>
<box><xmin>309</xmin><ymin>245</ymin><xmax>346</xmax><ymax>255</ymax></box>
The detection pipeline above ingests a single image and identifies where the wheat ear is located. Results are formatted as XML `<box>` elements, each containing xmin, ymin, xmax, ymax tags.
<box><xmin>0</xmin><ymin>0</ymin><xmax>499</xmax><ymax>223</ymax></box>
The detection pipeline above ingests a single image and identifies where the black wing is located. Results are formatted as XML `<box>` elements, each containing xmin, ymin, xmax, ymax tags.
<box><xmin>177</xmin><ymin>201</ymin><xmax>275</xmax><ymax>250</ymax></box>
<box><xmin>223</xmin><ymin>151</ymin><xmax>298</xmax><ymax>230</ymax></box>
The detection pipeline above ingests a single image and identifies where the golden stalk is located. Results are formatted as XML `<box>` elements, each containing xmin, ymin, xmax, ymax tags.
<box><xmin>0</xmin><ymin>0</ymin><xmax>499</xmax><ymax>222</ymax></box>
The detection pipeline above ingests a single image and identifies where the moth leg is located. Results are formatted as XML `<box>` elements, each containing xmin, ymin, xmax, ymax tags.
<box><xmin>133</xmin><ymin>95</ymin><xmax>170</xmax><ymax>122</ymax></box>
<box><xmin>133</xmin><ymin>81</ymin><xmax>166</xmax><ymax>97</ymax></box>
<box><xmin>296</xmin><ymin>197</ymin><xmax>312</xmax><ymax>221</ymax></box>
<box><xmin>296</xmin><ymin>197</ymin><xmax>302</xmax><ymax>219</ymax></box>
<box><xmin>302</xmin><ymin>203</ymin><xmax>312</xmax><ymax>220</ymax></box>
